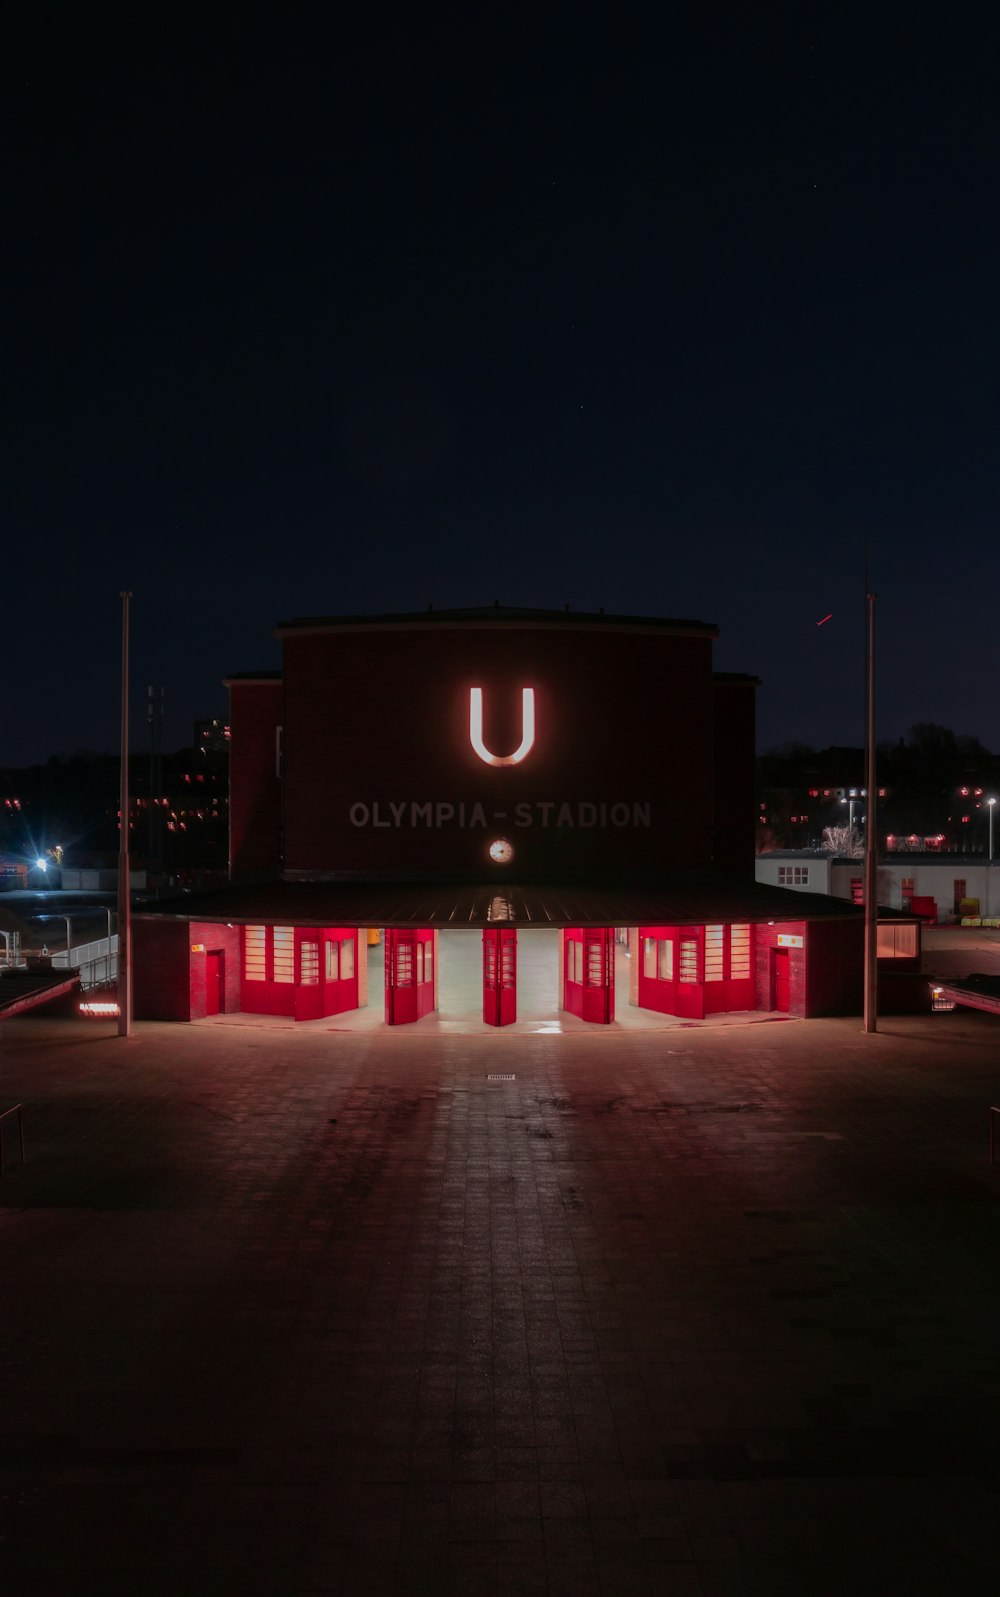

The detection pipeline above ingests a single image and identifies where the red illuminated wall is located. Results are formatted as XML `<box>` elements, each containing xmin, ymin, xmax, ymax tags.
<box><xmin>189</xmin><ymin>922</ymin><xmax>241</xmax><ymax>1020</ymax></box>
<box><xmin>754</xmin><ymin>919</ymin><xmax>863</xmax><ymax>1018</ymax></box>
<box><xmin>278</xmin><ymin>618</ymin><xmax>718</xmax><ymax>880</ymax></box>
<box><xmin>227</xmin><ymin>677</ymin><xmax>283</xmax><ymax>879</ymax></box>
<box><xmin>754</xmin><ymin>922</ymin><xmax>806</xmax><ymax>1016</ymax></box>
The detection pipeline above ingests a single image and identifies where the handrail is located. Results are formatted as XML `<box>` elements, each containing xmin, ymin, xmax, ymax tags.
<box><xmin>0</xmin><ymin>1104</ymin><xmax>25</xmax><ymax>1177</ymax></box>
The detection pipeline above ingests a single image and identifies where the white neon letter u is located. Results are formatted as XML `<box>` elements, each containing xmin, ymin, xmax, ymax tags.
<box><xmin>469</xmin><ymin>687</ymin><xmax>535</xmax><ymax>766</ymax></box>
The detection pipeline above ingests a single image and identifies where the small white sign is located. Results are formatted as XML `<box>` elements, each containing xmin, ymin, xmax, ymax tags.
<box><xmin>777</xmin><ymin>934</ymin><xmax>804</xmax><ymax>948</ymax></box>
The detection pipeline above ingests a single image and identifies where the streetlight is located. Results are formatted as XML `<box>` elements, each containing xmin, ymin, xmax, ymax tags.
<box><xmin>989</xmin><ymin>797</ymin><xmax>997</xmax><ymax>862</ymax></box>
<box><xmin>840</xmin><ymin>790</ymin><xmax>865</xmax><ymax>835</ymax></box>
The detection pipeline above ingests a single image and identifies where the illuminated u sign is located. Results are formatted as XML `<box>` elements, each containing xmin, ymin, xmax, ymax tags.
<box><xmin>469</xmin><ymin>687</ymin><xmax>535</xmax><ymax>766</ymax></box>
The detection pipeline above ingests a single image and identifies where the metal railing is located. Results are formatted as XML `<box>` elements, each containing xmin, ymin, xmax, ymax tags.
<box><xmin>51</xmin><ymin>936</ymin><xmax>118</xmax><ymax>990</ymax></box>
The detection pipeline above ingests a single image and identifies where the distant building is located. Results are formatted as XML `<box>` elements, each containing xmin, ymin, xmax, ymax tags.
<box><xmin>755</xmin><ymin>849</ymin><xmax>999</xmax><ymax>924</ymax></box>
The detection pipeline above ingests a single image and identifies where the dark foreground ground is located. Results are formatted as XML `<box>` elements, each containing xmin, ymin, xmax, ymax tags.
<box><xmin>1</xmin><ymin>1011</ymin><xmax>999</xmax><ymax>1596</ymax></box>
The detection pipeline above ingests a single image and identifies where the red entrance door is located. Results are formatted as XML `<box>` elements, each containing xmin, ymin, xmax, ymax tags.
<box><xmin>563</xmin><ymin>928</ymin><xmax>615</xmax><ymax>1023</ymax></box>
<box><xmin>205</xmin><ymin>950</ymin><xmax>223</xmax><ymax>1015</ymax></box>
<box><xmin>773</xmin><ymin>949</ymin><xmax>790</xmax><ymax>1012</ymax></box>
<box><xmin>384</xmin><ymin>929</ymin><xmax>435</xmax><ymax>1025</ymax></box>
<box><xmin>483</xmin><ymin>928</ymin><xmax>516</xmax><ymax>1026</ymax></box>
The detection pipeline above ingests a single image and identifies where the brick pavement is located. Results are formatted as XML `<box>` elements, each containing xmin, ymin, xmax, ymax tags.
<box><xmin>1</xmin><ymin>1010</ymin><xmax>1000</xmax><ymax>1595</ymax></box>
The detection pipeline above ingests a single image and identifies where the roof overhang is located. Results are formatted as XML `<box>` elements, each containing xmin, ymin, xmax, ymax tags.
<box><xmin>134</xmin><ymin>875</ymin><xmax>865</xmax><ymax>931</ymax></box>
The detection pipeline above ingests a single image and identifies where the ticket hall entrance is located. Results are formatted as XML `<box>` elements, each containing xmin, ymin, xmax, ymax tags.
<box><xmin>383</xmin><ymin>927</ymin><xmax>620</xmax><ymax>1028</ymax></box>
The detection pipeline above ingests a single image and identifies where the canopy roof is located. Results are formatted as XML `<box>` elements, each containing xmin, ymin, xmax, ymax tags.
<box><xmin>134</xmin><ymin>875</ymin><xmax>866</xmax><ymax>930</ymax></box>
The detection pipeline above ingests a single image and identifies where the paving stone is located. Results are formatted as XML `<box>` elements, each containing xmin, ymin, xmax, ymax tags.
<box><xmin>1</xmin><ymin>1008</ymin><xmax>999</xmax><ymax>1595</ymax></box>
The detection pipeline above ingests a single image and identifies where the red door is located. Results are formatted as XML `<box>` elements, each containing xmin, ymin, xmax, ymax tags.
<box><xmin>205</xmin><ymin>950</ymin><xmax>223</xmax><ymax>1016</ymax></box>
<box><xmin>563</xmin><ymin>928</ymin><xmax>615</xmax><ymax>1024</ymax></box>
<box><xmin>384</xmin><ymin>930</ymin><xmax>435</xmax><ymax>1024</ymax></box>
<box><xmin>483</xmin><ymin>928</ymin><xmax>516</xmax><ymax>1026</ymax></box>
<box><xmin>773</xmin><ymin>949</ymin><xmax>790</xmax><ymax>1012</ymax></box>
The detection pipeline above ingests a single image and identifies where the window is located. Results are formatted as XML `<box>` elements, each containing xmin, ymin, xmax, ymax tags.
<box><xmin>850</xmin><ymin>878</ymin><xmax>863</xmax><ymax>905</ymax></box>
<box><xmin>679</xmin><ymin>940</ymin><xmax>697</xmax><ymax>983</ymax></box>
<box><xmin>419</xmin><ymin>942</ymin><xmax>433</xmax><ymax>984</ymax></box>
<box><xmin>876</xmin><ymin>925</ymin><xmax>919</xmax><ymax>958</ymax></box>
<box><xmin>500</xmin><ymin>941</ymin><xmax>514</xmax><ymax>989</ymax></box>
<box><xmin>901</xmin><ymin>877</ymin><xmax>915</xmax><ymax>905</ymax></box>
<box><xmin>326</xmin><ymin>936</ymin><xmax>357</xmax><ymax>981</ymax></box>
<box><xmin>730</xmin><ymin>925</ymin><xmax>751</xmax><ymax>979</ymax></box>
<box><xmin>704</xmin><ymin>925</ymin><xmax>724</xmax><ymax>982</ymax></box>
<box><xmin>567</xmin><ymin>940</ymin><xmax>582</xmax><ymax>983</ymax></box>
<box><xmin>643</xmin><ymin>937</ymin><xmax>676</xmax><ymax>981</ymax></box>
<box><xmin>586</xmin><ymin>941</ymin><xmax>604</xmax><ymax>986</ymax></box>
<box><xmin>300</xmin><ymin>941</ymin><xmax>319</xmax><ymax>984</ymax></box>
<box><xmin>778</xmin><ymin>866</ymin><xmax>809</xmax><ymax>886</ymax></box>
<box><xmin>244</xmin><ymin>925</ymin><xmax>266</xmax><ymax>981</ymax></box>
<box><xmin>272</xmin><ymin>928</ymin><xmax>294</xmax><ymax>983</ymax></box>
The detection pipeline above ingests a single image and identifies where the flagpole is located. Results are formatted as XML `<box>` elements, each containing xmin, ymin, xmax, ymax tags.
<box><xmin>117</xmin><ymin>592</ymin><xmax>133</xmax><ymax>1037</ymax></box>
<box><xmin>863</xmin><ymin>589</ymin><xmax>878</xmax><ymax>1032</ymax></box>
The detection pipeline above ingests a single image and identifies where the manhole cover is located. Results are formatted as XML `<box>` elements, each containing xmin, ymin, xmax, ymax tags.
<box><xmin>487</xmin><ymin>1074</ymin><xmax>515</xmax><ymax>1081</ymax></box>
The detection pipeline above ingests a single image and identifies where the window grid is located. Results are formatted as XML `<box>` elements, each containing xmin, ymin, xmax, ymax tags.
<box><xmin>244</xmin><ymin>925</ymin><xmax>266</xmax><ymax>981</ymax></box>
<box><xmin>679</xmin><ymin>940</ymin><xmax>698</xmax><ymax>983</ymax></box>
<box><xmin>272</xmin><ymin>928</ymin><xmax>294</xmax><ymax>983</ymax></box>
<box><xmin>300</xmin><ymin>942</ymin><xmax>319</xmax><ymax>985</ymax></box>
<box><xmin>730</xmin><ymin>925</ymin><xmax>751</xmax><ymax>978</ymax></box>
<box><xmin>586</xmin><ymin>942</ymin><xmax>605</xmax><ymax>986</ymax></box>
<box><xmin>704</xmin><ymin>925</ymin><xmax>724</xmax><ymax>982</ymax></box>
<box><xmin>501</xmin><ymin>944</ymin><xmax>514</xmax><ymax>989</ymax></box>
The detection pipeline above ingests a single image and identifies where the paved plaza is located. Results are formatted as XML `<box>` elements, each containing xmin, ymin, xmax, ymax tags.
<box><xmin>1</xmin><ymin>1005</ymin><xmax>1000</xmax><ymax>1595</ymax></box>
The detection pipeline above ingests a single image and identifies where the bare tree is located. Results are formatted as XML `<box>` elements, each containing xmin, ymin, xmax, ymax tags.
<box><xmin>822</xmin><ymin>824</ymin><xmax>863</xmax><ymax>857</ymax></box>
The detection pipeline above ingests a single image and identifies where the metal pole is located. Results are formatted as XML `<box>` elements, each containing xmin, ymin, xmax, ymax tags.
<box><xmin>863</xmin><ymin>592</ymin><xmax>878</xmax><ymax>1033</ymax></box>
<box><xmin>989</xmin><ymin>800</ymin><xmax>996</xmax><ymax>922</ymax></box>
<box><xmin>118</xmin><ymin>593</ymin><xmax>133</xmax><ymax>1037</ymax></box>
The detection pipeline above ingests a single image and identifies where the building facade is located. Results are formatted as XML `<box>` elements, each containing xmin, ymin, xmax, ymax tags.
<box><xmin>757</xmin><ymin>848</ymin><xmax>1000</xmax><ymax>924</ymax></box>
<box><xmin>134</xmin><ymin>606</ymin><xmax>878</xmax><ymax>1025</ymax></box>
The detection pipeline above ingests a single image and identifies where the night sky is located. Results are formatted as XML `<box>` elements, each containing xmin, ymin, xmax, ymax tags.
<box><xmin>6</xmin><ymin>4</ymin><xmax>998</xmax><ymax>766</ymax></box>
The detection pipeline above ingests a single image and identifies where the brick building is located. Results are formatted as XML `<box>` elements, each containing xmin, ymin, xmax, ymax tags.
<box><xmin>133</xmin><ymin>606</ymin><xmax>879</xmax><ymax>1024</ymax></box>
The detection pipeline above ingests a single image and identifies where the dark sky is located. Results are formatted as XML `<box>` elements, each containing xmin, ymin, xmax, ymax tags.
<box><xmin>6</xmin><ymin>2</ymin><xmax>998</xmax><ymax>765</ymax></box>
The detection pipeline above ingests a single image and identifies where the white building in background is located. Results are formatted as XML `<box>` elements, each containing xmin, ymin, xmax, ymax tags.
<box><xmin>755</xmin><ymin>851</ymin><xmax>999</xmax><ymax>923</ymax></box>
